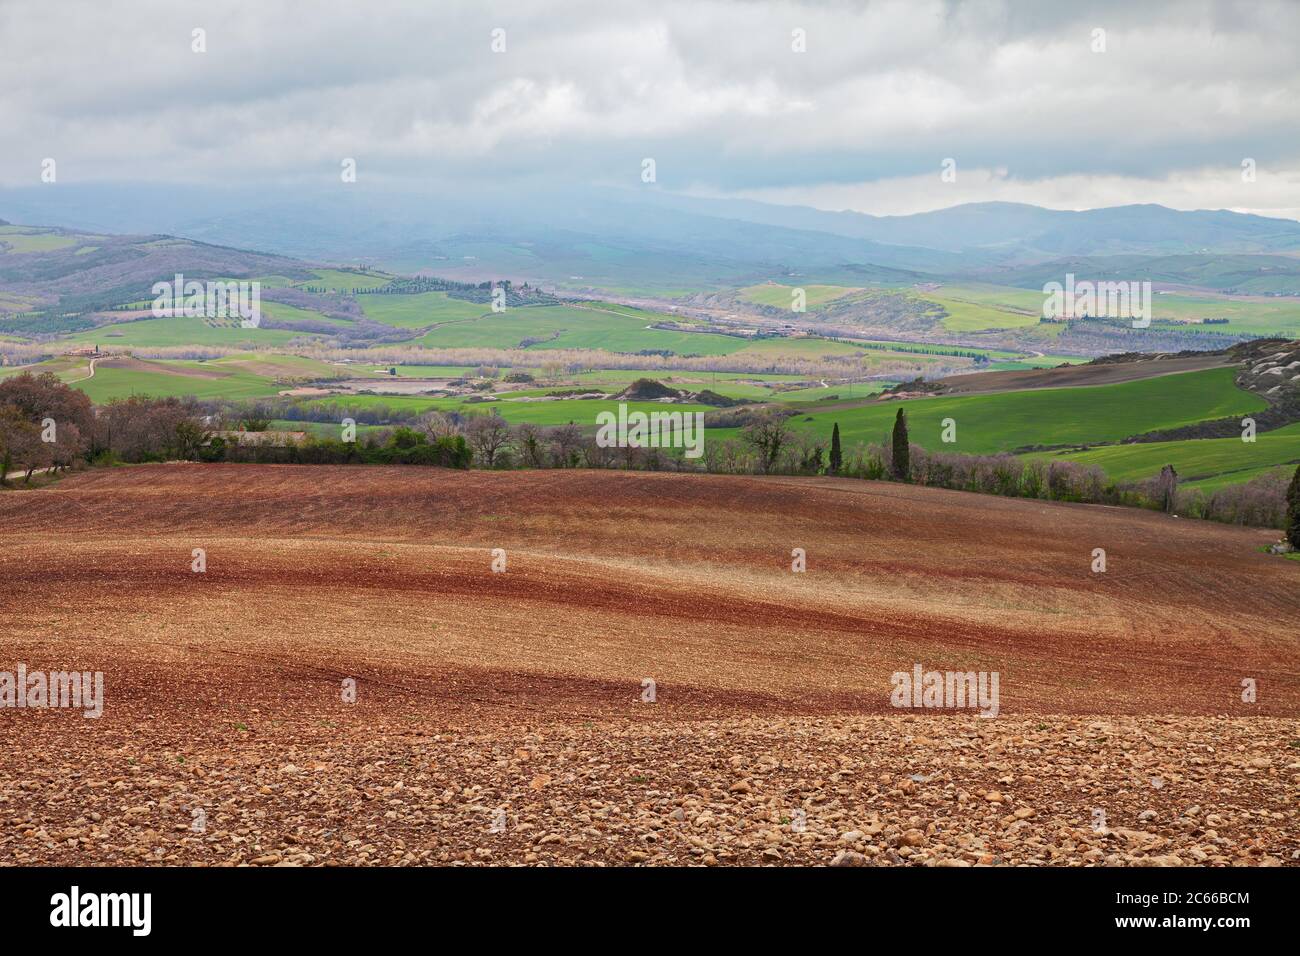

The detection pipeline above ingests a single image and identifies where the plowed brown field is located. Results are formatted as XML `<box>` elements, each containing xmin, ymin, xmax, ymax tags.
<box><xmin>2</xmin><ymin>464</ymin><xmax>1297</xmax><ymax>866</ymax></box>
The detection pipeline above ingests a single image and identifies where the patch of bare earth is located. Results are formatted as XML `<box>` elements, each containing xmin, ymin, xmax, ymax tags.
<box><xmin>939</xmin><ymin>353</ymin><xmax>1233</xmax><ymax>395</ymax></box>
<box><xmin>1</xmin><ymin>465</ymin><xmax>1297</xmax><ymax>866</ymax></box>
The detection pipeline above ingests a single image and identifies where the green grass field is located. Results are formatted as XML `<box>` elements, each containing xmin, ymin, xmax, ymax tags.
<box><xmin>568</xmin><ymin>368</ymin><xmax>803</xmax><ymax>386</ymax></box>
<box><xmin>0</xmin><ymin>226</ymin><xmax>81</xmax><ymax>254</ymax></box>
<box><xmin>207</xmin><ymin>353</ymin><xmax>342</xmax><ymax>380</ymax></box>
<box><xmin>406</xmin><ymin>304</ymin><xmax>752</xmax><ymax>355</ymax></box>
<box><xmin>74</xmin><ymin>362</ymin><xmax>280</xmax><ymax>403</ymax></box>
<box><xmin>576</xmin><ymin>302</ymin><xmax>713</xmax><ymax>327</ymax></box>
<box><xmin>5</xmin><ymin>353</ymin><xmax>341</xmax><ymax>403</ymax></box>
<box><xmin>359</xmin><ymin>292</ymin><xmax>490</xmax><ymax>329</ymax></box>
<box><xmin>923</xmin><ymin>295</ymin><xmax>1043</xmax><ymax>332</ymax></box>
<box><xmin>259</xmin><ymin>301</ymin><xmax>353</xmax><ymax>328</ymax></box>
<box><xmin>1145</xmin><ymin>292</ymin><xmax>1300</xmax><ymax>337</ymax></box>
<box><xmin>773</xmin><ymin>383</ymin><xmax>890</xmax><ymax>403</ymax></box>
<box><xmin>1024</xmin><ymin>422</ymin><xmax>1300</xmax><ymax>486</ymax></box>
<box><xmin>475</xmin><ymin>398</ymin><xmax>713</xmax><ymax>428</ymax></box>
<box><xmin>61</xmin><ymin>317</ymin><xmax>321</xmax><ymax>348</ymax></box>
<box><xmin>0</xmin><ymin>356</ymin><xmax>92</xmax><ymax>383</ymax></box>
<box><xmin>931</xmin><ymin>281</ymin><xmax>1300</xmax><ymax>337</ymax></box>
<box><xmin>735</xmin><ymin>367</ymin><xmax>1266</xmax><ymax>455</ymax></box>
<box><xmin>731</xmin><ymin>337</ymin><xmax>884</xmax><ymax>360</ymax></box>
<box><xmin>301</xmin><ymin>393</ymin><xmax>712</xmax><ymax>427</ymax></box>
<box><xmin>734</xmin><ymin>280</ymin><xmax>1052</xmax><ymax>336</ymax></box>
<box><xmin>924</xmin><ymin>282</ymin><xmax>1047</xmax><ymax>313</ymax></box>
<box><xmin>1183</xmin><ymin>464</ymin><xmax>1297</xmax><ymax>493</ymax></box>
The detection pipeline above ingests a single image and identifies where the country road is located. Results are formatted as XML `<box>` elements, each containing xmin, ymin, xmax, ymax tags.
<box><xmin>2</xmin><ymin>465</ymin><xmax>57</xmax><ymax>482</ymax></box>
<box><xmin>71</xmin><ymin>356</ymin><xmax>100</xmax><ymax>381</ymax></box>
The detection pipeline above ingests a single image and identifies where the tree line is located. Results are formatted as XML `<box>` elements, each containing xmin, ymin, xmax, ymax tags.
<box><xmin>3</xmin><ymin>371</ymin><xmax>1297</xmax><ymax>545</ymax></box>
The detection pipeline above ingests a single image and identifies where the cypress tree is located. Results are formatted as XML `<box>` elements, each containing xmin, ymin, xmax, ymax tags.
<box><xmin>1159</xmin><ymin>463</ymin><xmax>1178</xmax><ymax>514</ymax></box>
<box><xmin>829</xmin><ymin>422</ymin><xmax>842</xmax><ymax>475</ymax></box>
<box><xmin>891</xmin><ymin>408</ymin><xmax>910</xmax><ymax>481</ymax></box>
<box><xmin>1287</xmin><ymin>463</ymin><xmax>1300</xmax><ymax>550</ymax></box>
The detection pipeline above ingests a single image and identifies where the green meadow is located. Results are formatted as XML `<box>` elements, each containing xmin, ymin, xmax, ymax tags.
<box><xmin>567</xmin><ymin>368</ymin><xmax>804</xmax><ymax>386</ymax></box>
<box><xmin>731</xmin><ymin>336</ymin><xmax>881</xmax><ymax>360</ymax></box>
<box><xmin>74</xmin><ymin>362</ymin><xmax>282</xmax><ymax>403</ymax></box>
<box><xmin>1182</xmin><ymin>464</ymin><xmax>1298</xmax><ymax>492</ymax></box>
<box><xmin>259</xmin><ymin>301</ymin><xmax>353</xmax><ymax>328</ymax></box>
<box><xmin>62</xmin><ymin>317</ymin><xmax>316</xmax><ymax>348</ymax></box>
<box><xmin>4</xmin><ymin>353</ymin><xmax>342</xmax><ymax>403</ymax></box>
<box><xmin>359</xmin><ymin>291</ymin><xmax>490</xmax><ymax>328</ymax></box>
<box><xmin>736</xmin><ymin>367</ymin><xmax>1266</xmax><ymax>455</ymax></box>
<box><xmin>301</xmin><ymin>393</ymin><xmax>712</xmax><ymax>427</ymax></box>
<box><xmin>928</xmin><ymin>281</ymin><xmax>1300</xmax><ymax>337</ymax></box>
<box><xmin>1146</xmin><ymin>292</ymin><xmax>1300</xmax><ymax>337</ymax></box>
<box><xmin>0</xmin><ymin>232</ymin><xmax>80</xmax><ymax>254</ymax></box>
<box><xmin>408</xmin><ymin>304</ymin><xmax>751</xmax><ymax>354</ymax></box>
<box><xmin>1024</xmin><ymin>422</ymin><xmax>1300</xmax><ymax>486</ymax></box>
<box><xmin>924</xmin><ymin>295</ymin><xmax>1042</xmax><ymax>332</ymax></box>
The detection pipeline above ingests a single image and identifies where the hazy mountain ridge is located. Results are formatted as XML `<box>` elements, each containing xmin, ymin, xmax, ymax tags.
<box><xmin>980</xmin><ymin>253</ymin><xmax>1300</xmax><ymax>295</ymax></box>
<box><xmin>0</xmin><ymin>223</ymin><xmax>316</xmax><ymax>314</ymax></box>
<box><xmin>3</xmin><ymin>185</ymin><xmax>1300</xmax><ymax>296</ymax></box>
<box><xmin>643</xmin><ymin>195</ymin><xmax>1300</xmax><ymax>257</ymax></box>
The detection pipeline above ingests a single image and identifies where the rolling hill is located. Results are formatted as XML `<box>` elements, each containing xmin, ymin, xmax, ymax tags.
<box><xmin>7</xmin><ymin>186</ymin><xmax>1300</xmax><ymax>292</ymax></box>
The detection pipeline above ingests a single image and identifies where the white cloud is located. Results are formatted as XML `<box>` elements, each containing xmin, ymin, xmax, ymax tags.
<box><xmin>0</xmin><ymin>0</ymin><xmax>1296</xmax><ymax>218</ymax></box>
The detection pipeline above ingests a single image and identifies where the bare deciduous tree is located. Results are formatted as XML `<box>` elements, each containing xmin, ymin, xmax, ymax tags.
<box><xmin>416</xmin><ymin>410</ymin><xmax>461</xmax><ymax>441</ymax></box>
<box><xmin>550</xmin><ymin>422</ymin><xmax>582</xmax><ymax>467</ymax></box>
<box><xmin>465</xmin><ymin>412</ymin><xmax>512</xmax><ymax>468</ymax></box>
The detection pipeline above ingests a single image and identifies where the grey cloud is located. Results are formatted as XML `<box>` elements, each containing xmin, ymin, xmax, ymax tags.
<box><xmin>0</xmin><ymin>0</ymin><xmax>1296</xmax><ymax>214</ymax></box>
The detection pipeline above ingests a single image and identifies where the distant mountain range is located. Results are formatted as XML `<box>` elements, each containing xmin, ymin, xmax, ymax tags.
<box><xmin>650</xmin><ymin>196</ymin><xmax>1300</xmax><ymax>258</ymax></box>
<box><xmin>0</xmin><ymin>224</ymin><xmax>313</xmax><ymax>317</ymax></box>
<box><xmin>3</xmin><ymin>184</ymin><xmax>1300</xmax><ymax>295</ymax></box>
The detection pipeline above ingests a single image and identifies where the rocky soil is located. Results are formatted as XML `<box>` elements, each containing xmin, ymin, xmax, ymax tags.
<box><xmin>4</xmin><ymin>706</ymin><xmax>1296</xmax><ymax>866</ymax></box>
<box><xmin>3</xmin><ymin>466</ymin><xmax>1297</xmax><ymax>866</ymax></box>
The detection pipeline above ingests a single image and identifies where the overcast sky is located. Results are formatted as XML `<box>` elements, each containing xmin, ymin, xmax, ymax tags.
<box><xmin>3</xmin><ymin>0</ymin><xmax>1298</xmax><ymax>219</ymax></box>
